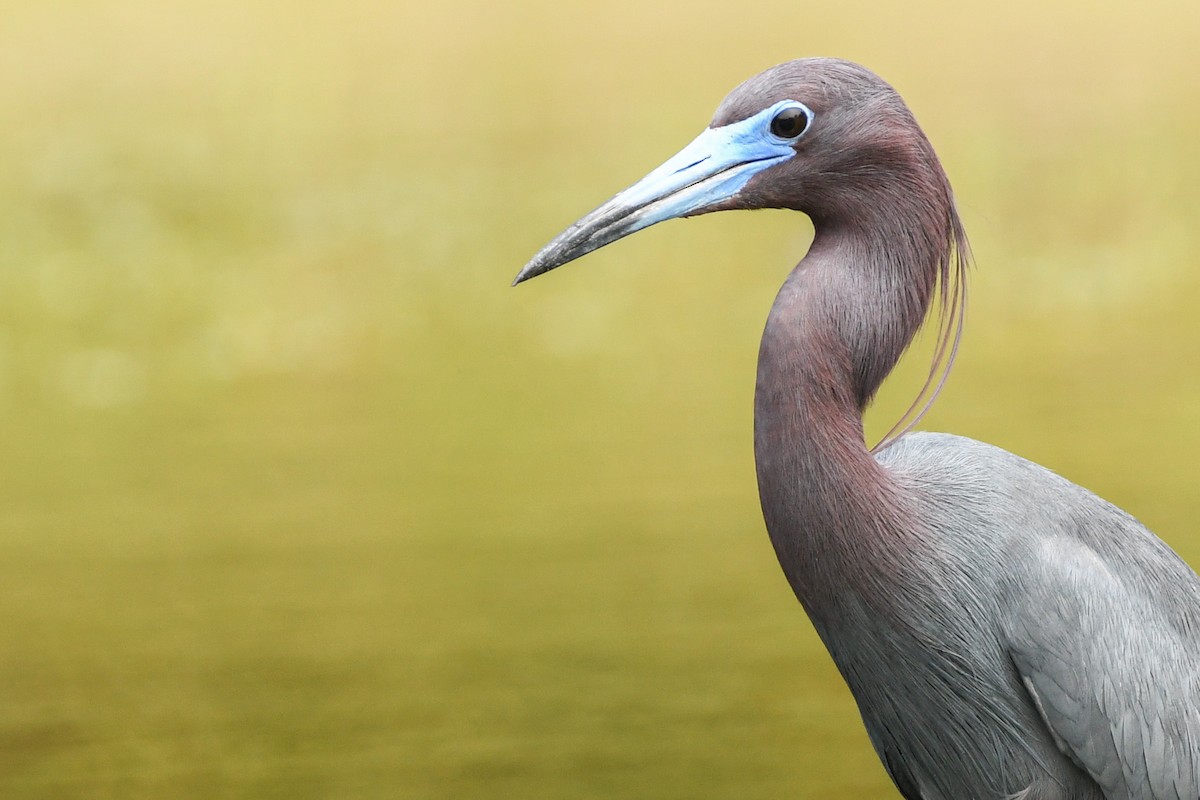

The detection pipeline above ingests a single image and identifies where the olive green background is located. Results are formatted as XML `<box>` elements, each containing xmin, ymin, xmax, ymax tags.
<box><xmin>1</xmin><ymin>1</ymin><xmax>1198</xmax><ymax>797</ymax></box>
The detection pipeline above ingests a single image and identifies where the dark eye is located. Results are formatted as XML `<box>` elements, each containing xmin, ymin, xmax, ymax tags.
<box><xmin>770</xmin><ymin>106</ymin><xmax>810</xmax><ymax>139</ymax></box>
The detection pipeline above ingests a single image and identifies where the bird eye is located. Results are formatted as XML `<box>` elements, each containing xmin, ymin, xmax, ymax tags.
<box><xmin>770</xmin><ymin>106</ymin><xmax>811</xmax><ymax>140</ymax></box>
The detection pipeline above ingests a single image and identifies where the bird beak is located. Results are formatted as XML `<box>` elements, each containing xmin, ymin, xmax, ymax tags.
<box><xmin>513</xmin><ymin>107</ymin><xmax>797</xmax><ymax>285</ymax></box>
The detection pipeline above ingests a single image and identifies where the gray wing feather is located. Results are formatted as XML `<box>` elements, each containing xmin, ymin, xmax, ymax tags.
<box><xmin>878</xmin><ymin>433</ymin><xmax>1200</xmax><ymax>799</ymax></box>
<box><xmin>1004</xmin><ymin>527</ymin><xmax>1200</xmax><ymax>800</ymax></box>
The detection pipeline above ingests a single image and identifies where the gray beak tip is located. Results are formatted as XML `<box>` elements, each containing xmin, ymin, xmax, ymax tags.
<box><xmin>513</xmin><ymin>234</ymin><xmax>581</xmax><ymax>286</ymax></box>
<box><xmin>511</xmin><ymin>256</ymin><xmax>552</xmax><ymax>287</ymax></box>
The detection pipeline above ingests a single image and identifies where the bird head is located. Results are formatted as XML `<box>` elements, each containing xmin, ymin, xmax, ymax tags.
<box><xmin>513</xmin><ymin>58</ymin><xmax>937</xmax><ymax>285</ymax></box>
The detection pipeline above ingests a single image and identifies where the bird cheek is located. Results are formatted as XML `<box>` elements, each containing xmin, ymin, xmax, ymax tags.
<box><xmin>735</xmin><ymin>175</ymin><xmax>795</xmax><ymax>212</ymax></box>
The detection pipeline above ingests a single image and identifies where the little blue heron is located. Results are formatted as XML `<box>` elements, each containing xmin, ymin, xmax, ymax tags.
<box><xmin>513</xmin><ymin>59</ymin><xmax>1200</xmax><ymax>799</ymax></box>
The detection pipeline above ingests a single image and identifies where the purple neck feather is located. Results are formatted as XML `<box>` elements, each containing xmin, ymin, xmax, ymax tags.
<box><xmin>753</xmin><ymin>181</ymin><xmax>965</xmax><ymax>614</ymax></box>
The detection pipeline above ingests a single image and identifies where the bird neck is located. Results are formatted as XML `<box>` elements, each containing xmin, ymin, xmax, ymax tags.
<box><xmin>753</xmin><ymin>216</ymin><xmax>937</xmax><ymax>609</ymax></box>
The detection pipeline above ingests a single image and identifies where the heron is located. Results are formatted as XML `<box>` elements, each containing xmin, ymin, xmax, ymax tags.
<box><xmin>513</xmin><ymin>59</ymin><xmax>1200</xmax><ymax>799</ymax></box>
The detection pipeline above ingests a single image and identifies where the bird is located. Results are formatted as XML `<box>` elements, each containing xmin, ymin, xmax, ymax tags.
<box><xmin>513</xmin><ymin>59</ymin><xmax>1200</xmax><ymax>800</ymax></box>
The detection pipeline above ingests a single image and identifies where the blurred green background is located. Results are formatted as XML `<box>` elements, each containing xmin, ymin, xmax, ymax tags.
<box><xmin>1</xmin><ymin>1</ymin><xmax>1198</xmax><ymax>797</ymax></box>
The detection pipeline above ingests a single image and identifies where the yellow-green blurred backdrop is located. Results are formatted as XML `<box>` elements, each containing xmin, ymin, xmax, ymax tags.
<box><xmin>2</xmin><ymin>1</ymin><xmax>1198</xmax><ymax>798</ymax></box>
